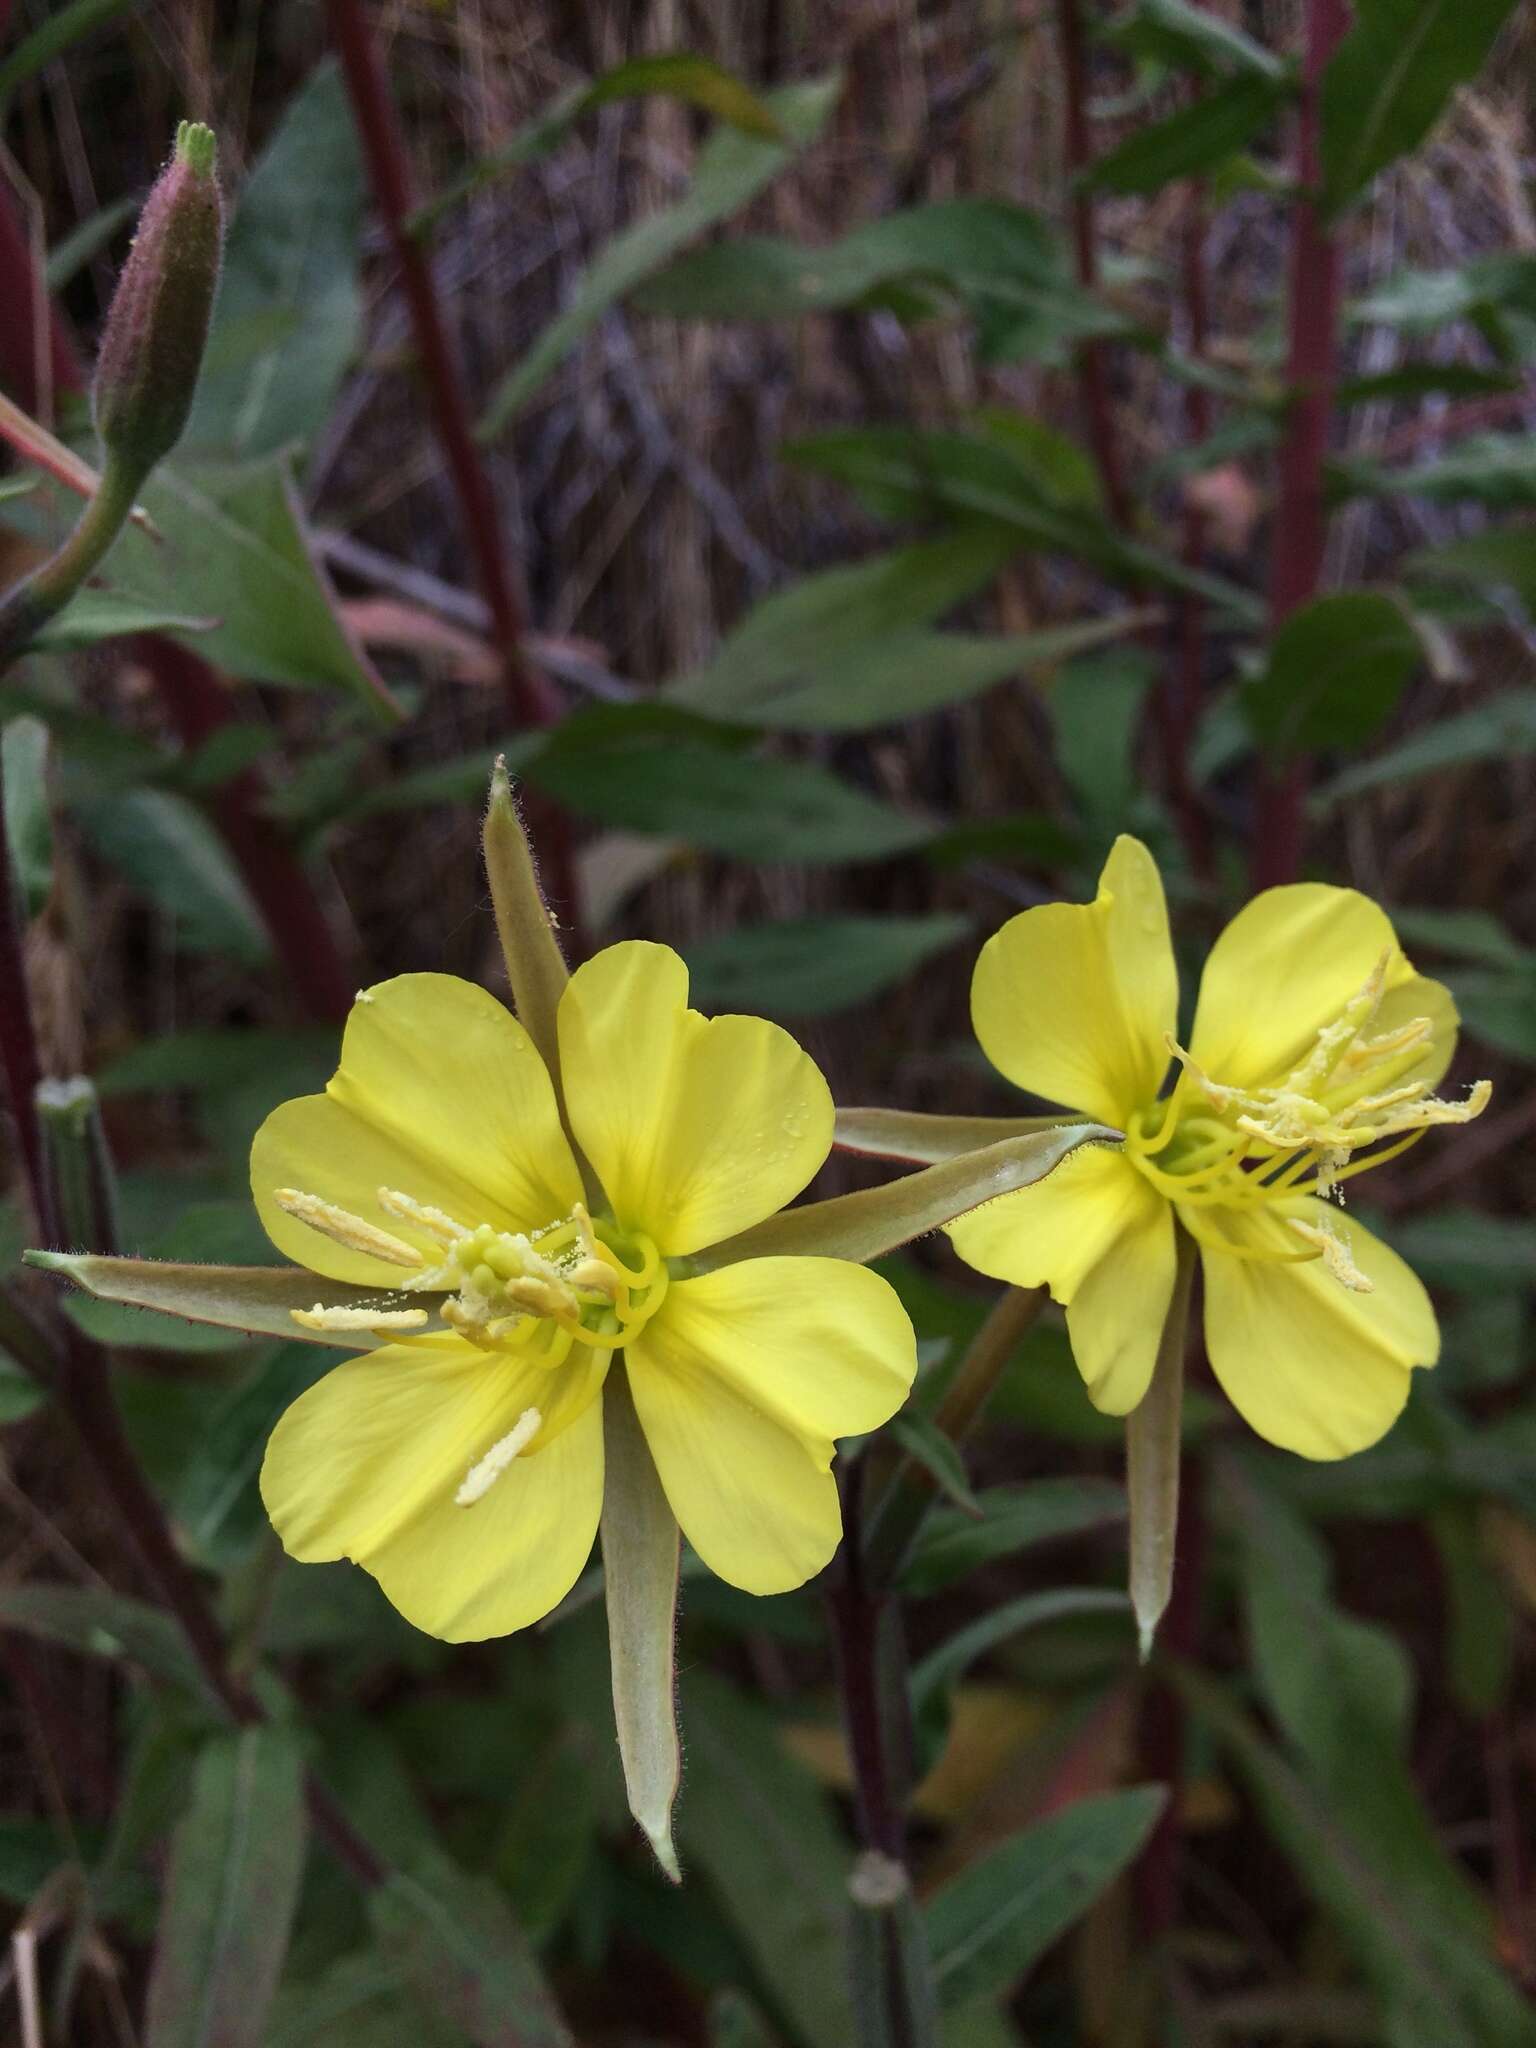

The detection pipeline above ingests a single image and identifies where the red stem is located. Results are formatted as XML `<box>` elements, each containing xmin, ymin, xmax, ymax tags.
<box><xmin>0</xmin><ymin>189</ymin><xmax>84</xmax><ymax>416</ymax></box>
<box><xmin>1166</xmin><ymin>173</ymin><xmax>1215</xmax><ymax>877</ymax></box>
<box><xmin>1251</xmin><ymin>0</ymin><xmax>1349</xmax><ymax>890</ymax></box>
<box><xmin>1054</xmin><ymin>0</ymin><xmax>1133</xmax><ymax>531</ymax></box>
<box><xmin>325</xmin><ymin>0</ymin><xmax>587</xmax><ymax>948</ymax></box>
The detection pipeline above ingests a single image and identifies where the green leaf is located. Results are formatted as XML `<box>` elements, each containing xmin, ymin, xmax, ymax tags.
<box><xmin>1085</xmin><ymin>74</ymin><xmax>1287</xmax><ymax>194</ymax></box>
<box><xmin>925</xmin><ymin>1788</ymin><xmax>1166</xmax><ymax>2009</ymax></box>
<box><xmin>0</xmin><ymin>0</ymin><xmax>128</xmax><ymax>107</ymax></box>
<box><xmin>44</xmin><ymin>192</ymin><xmax>138</xmax><ymax>291</ymax></box>
<box><xmin>0</xmin><ymin>1583</ymin><xmax>211</xmax><ymax>1699</ymax></box>
<box><xmin>144</xmin><ymin>1726</ymin><xmax>307</xmax><ymax>2048</ymax></box>
<box><xmin>903</xmin><ymin>1480</ymin><xmax>1127</xmax><ymax>1598</ymax></box>
<box><xmin>25</xmin><ymin>1249</ymin><xmax>453</xmax><ymax>1353</ymax></box>
<box><xmin>909</xmin><ymin>1589</ymin><xmax>1133</xmax><ymax>1732</ymax></box>
<box><xmin>31</xmin><ymin>593</ymin><xmax>218</xmax><ymax>648</ymax></box>
<box><xmin>523</xmin><ymin>706</ymin><xmax>937</xmax><ymax>864</ymax></box>
<box><xmin>1312</xmin><ymin>689</ymin><xmax>1536</xmax><ymax>806</ymax></box>
<box><xmin>105</xmin><ymin>457</ymin><xmax>398</xmax><ymax>714</ymax></box>
<box><xmin>266</xmin><ymin>1952</ymin><xmax>466</xmax><ymax>2048</ymax></box>
<box><xmin>785</xmin><ymin>424</ymin><xmax>1261</xmax><ymax>619</ymax></box>
<box><xmin>601</xmin><ymin>1374</ymin><xmax>682</xmax><ymax>1881</ymax></box>
<box><xmin>693</xmin><ymin>1126</ymin><xmax>1121</xmax><ymax>1271</ymax></box>
<box><xmin>74</xmin><ymin>788</ymin><xmax>271</xmax><ymax>965</ymax></box>
<box><xmin>369</xmin><ymin>1854</ymin><xmax>574</xmax><ymax>2048</ymax></box>
<box><xmin>1387</xmin><ymin>1207</ymin><xmax>1536</xmax><ymax>1292</ymax></box>
<box><xmin>1449</xmin><ymin>966</ymin><xmax>1536</xmax><ymax>1063</ymax></box>
<box><xmin>1102</xmin><ymin>0</ymin><xmax>1286</xmax><ymax>80</ymax></box>
<box><xmin>1408</xmin><ymin>526</ymin><xmax>1536</xmax><ymax>609</ymax></box>
<box><xmin>680</xmin><ymin>1671</ymin><xmax>858</xmax><ymax>2048</ymax></box>
<box><xmin>1391</xmin><ymin>907</ymin><xmax>1532</xmax><ymax>969</ymax></box>
<box><xmin>1337</xmin><ymin>363</ymin><xmax>1518</xmax><ymax>404</ymax></box>
<box><xmin>637</xmin><ymin>198</ymin><xmax>1123</xmax><ymax>368</ymax></box>
<box><xmin>1319</xmin><ymin>0</ymin><xmax>1522</xmax><ymax>218</ymax></box>
<box><xmin>683</xmin><ymin>914</ymin><xmax>970</xmax><ymax>1019</ymax></box>
<box><xmin>1344</xmin><ymin>434</ymin><xmax>1536</xmax><ymax>509</ymax></box>
<box><xmin>1243</xmin><ymin>591</ymin><xmax>1420</xmax><ymax>758</ymax></box>
<box><xmin>1051</xmin><ymin>648</ymin><xmax>1158</xmax><ymax>823</ymax></box>
<box><xmin>1353</xmin><ymin>253</ymin><xmax>1536</xmax><ymax>338</ymax></box>
<box><xmin>175</xmin><ymin>1344</ymin><xmax>329</xmax><ymax>1562</ymax></box>
<box><xmin>415</xmin><ymin>54</ymin><xmax>785</xmax><ymax>234</ymax></box>
<box><xmin>1175</xmin><ymin>1665</ymin><xmax>1536</xmax><ymax>2048</ymax></box>
<box><xmin>3</xmin><ymin>716</ymin><xmax>52</xmax><ymax>915</ymax></box>
<box><xmin>479</xmin><ymin>75</ymin><xmax>840</xmax><ymax>432</ymax></box>
<box><xmin>887</xmin><ymin>1411</ymin><xmax>982</xmax><ymax>1516</ymax></box>
<box><xmin>186</xmin><ymin>62</ymin><xmax>364</xmax><ymax>459</ymax></box>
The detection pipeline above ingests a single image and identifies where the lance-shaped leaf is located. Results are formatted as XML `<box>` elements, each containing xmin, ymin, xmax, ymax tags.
<box><xmin>1127</xmin><ymin>1228</ymin><xmax>1196</xmax><ymax>1660</ymax></box>
<box><xmin>834</xmin><ymin>1106</ymin><xmax>1082</xmax><ymax>1164</ymax></box>
<box><xmin>602</xmin><ymin>1371</ymin><xmax>682</xmax><ymax>1882</ymax></box>
<box><xmin>693</xmin><ymin>1124</ymin><xmax>1119</xmax><ymax>1272</ymax></box>
<box><xmin>24</xmin><ymin>1250</ymin><xmax>452</xmax><ymax>1351</ymax></box>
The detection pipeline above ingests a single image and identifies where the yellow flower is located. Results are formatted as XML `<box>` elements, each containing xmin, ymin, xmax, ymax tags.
<box><xmin>251</xmin><ymin>942</ymin><xmax>916</xmax><ymax>1640</ymax></box>
<box><xmin>949</xmin><ymin>837</ymin><xmax>1490</xmax><ymax>1459</ymax></box>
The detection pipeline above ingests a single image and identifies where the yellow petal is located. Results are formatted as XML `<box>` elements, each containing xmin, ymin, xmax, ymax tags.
<box><xmin>1197</xmin><ymin>1197</ymin><xmax>1436</xmax><ymax>1458</ymax></box>
<box><xmin>970</xmin><ymin>835</ymin><xmax>1176</xmax><ymax>1126</ymax></box>
<box><xmin>1188</xmin><ymin>886</ymin><xmax>1447</xmax><ymax>1092</ymax></box>
<box><xmin>648</xmin><ymin>1259</ymin><xmax>916</xmax><ymax>1441</ymax></box>
<box><xmin>1366</xmin><ymin>969</ymin><xmax>1460</xmax><ymax>1092</ymax></box>
<box><xmin>558</xmin><ymin>941</ymin><xmax>833</xmax><ymax>1257</ymax></box>
<box><xmin>260</xmin><ymin>1338</ymin><xmax>607</xmax><ymax>1639</ymax></box>
<box><xmin>252</xmin><ymin>974</ymin><xmax>583</xmax><ymax>1286</ymax></box>
<box><xmin>624</xmin><ymin>1329</ymin><xmax>844</xmax><ymax>1597</ymax></box>
<box><xmin>947</xmin><ymin>1146</ymin><xmax>1174</xmax><ymax>1412</ymax></box>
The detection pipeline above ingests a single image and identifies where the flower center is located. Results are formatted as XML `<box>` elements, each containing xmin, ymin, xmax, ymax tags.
<box><xmin>274</xmin><ymin>1187</ymin><xmax>669</xmax><ymax>1363</ymax></box>
<box><xmin>1123</xmin><ymin>952</ymin><xmax>1489</xmax><ymax>1288</ymax></box>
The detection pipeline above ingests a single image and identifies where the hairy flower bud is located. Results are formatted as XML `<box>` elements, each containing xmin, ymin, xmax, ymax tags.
<box><xmin>93</xmin><ymin>121</ymin><xmax>223</xmax><ymax>484</ymax></box>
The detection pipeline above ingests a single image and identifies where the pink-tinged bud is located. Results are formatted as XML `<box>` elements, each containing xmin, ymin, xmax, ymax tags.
<box><xmin>93</xmin><ymin>121</ymin><xmax>223</xmax><ymax>483</ymax></box>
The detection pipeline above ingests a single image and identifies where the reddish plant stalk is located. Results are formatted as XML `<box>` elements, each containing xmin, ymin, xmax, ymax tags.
<box><xmin>1251</xmin><ymin>0</ymin><xmax>1349</xmax><ymax>890</ymax></box>
<box><xmin>0</xmin><ymin>190</ymin><xmax>83</xmax><ymax>417</ymax></box>
<box><xmin>325</xmin><ymin>0</ymin><xmax>587</xmax><ymax>948</ymax></box>
<box><xmin>1167</xmin><ymin>174</ymin><xmax>1215</xmax><ymax>876</ymax></box>
<box><xmin>1053</xmin><ymin>0</ymin><xmax>1133</xmax><ymax>530</ymax></box>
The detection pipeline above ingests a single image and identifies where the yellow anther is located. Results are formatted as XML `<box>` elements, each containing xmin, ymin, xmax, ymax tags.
<box><xmin>1288</xmin><ymin>1217</ymin><xmax>1373</xmax><ymax>1293</ymax></box>
<box><xmin>377</xmin><ymin>1187</ymin><xmax>466</xmax><ymax>1246</ymax></box>
<box><xmin>291</xmin><ymin>1302</ymin><xmax>430</xmax><ymax>1332</ymax></box>
<box><xmin>274</xmin><ymin>1189</ymin><xmax>424</xmax><ymax>1268</ymax></box>
<box><xmin>567</xmin><ymin>1255</ymin><xmax>621</xmax><ymax>1301</ymax></box>
<box><xmin>455</xmin><ymin>1408</ymin><xmax>542</xmax><ymax>1506</ymax></box>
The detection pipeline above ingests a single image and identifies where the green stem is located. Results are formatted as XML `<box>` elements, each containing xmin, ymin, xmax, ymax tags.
<box><xmin>0</xmin><ymin>449</ymin><xmax>140</xmax><ymax>665</ymax></box>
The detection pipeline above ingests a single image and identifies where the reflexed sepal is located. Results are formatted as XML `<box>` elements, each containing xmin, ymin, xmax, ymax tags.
<box><xmin>835</xmin><ymin>1106</ymin><xmax>1084</xmax><ymax>1164</ymax></box>
<box><xmin>601</xmin><ymin>1369</ymin><xmax>683</xmax><ymax>1882</ymax></box>
<box><xmin>484</xmin><ymin>759</ymin><xmax>570</xmax><ymax>1085</ymax></box>
<box><xmin>692</xmin><ymin>1123</ymin><xmax>1121</xmax><ymax>1273</ymax></box>
<box><xmin>23</xmin><ymin>1251</ymin><xmax>452</xmax><ymax>1352</ymax></box>
<box><xmin>1127</xmin><ymin>1226</ymin><xmax>1197</xmax><ymax>1660</ymax></box>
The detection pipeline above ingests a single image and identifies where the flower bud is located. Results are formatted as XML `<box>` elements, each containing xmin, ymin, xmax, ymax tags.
<box><xmin>93</xmin><ymin>121</ymin><xmax>223</xmax><ymax>484</ymax></box>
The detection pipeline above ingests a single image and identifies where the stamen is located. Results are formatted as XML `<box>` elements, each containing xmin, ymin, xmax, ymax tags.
<box><xmin>291</xmin><ymin>1302</ymin><xmax>430</xmax><ymax>1332</ymax></box>
<box><xmin>455</xmin><ymin>1408</ymin><xmax>542</xmax><ymax>1505</ymax></box>
<box><xmin>1288</xmin><ymin>1217</ymin><xmax>1373</xmax><ymax>1293</ymax></box>
<box><xmin>377</xmin><ymin>1187</ymin><xmax>467</xmax><ymax>1246</ymax></box>
<box><xmin>274</xmin><ymin>1189</ymin><xmax>423</xmax><ymax>1268</ymax></box>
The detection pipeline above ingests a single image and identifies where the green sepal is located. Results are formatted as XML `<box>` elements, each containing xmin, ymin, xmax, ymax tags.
<box><xmin>601</xmin><ymin>1370</ymin><xmax>683</xmax><ymax>1882</ymax></box>
<box><xmin>24</xmin><ymin>1250</ymin><xmax>453</xmax><ymax>1351</ymax></box>
<box><xmin>834</xmin><ymin>1105</ymin><xmax>1086</xmax><ymax>1163</ymax></box>
<box><xmin>691</xmin><ymin>1123</ymin><xmax>1120</xmax><ymax>1273</ymax></box>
